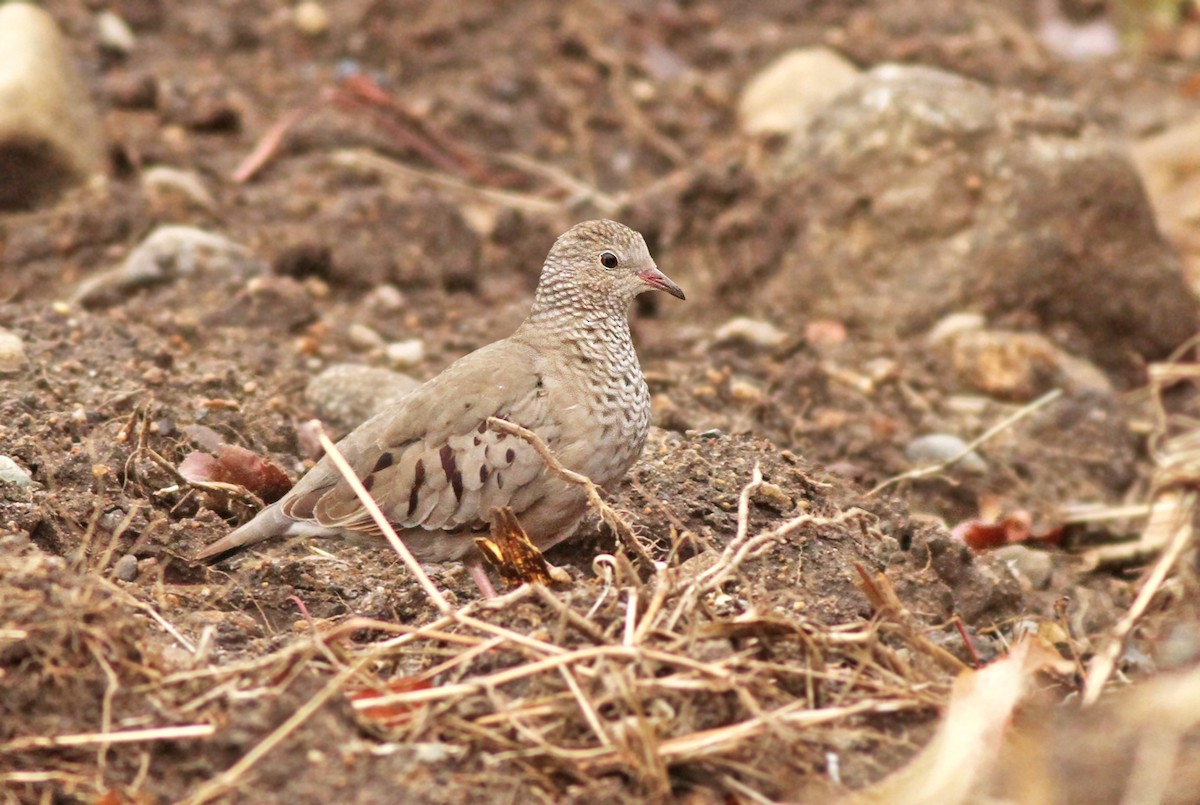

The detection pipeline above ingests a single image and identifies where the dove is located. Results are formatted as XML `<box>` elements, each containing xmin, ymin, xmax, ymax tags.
<box><xmin>196</xmin><ymin>219</ymin><xmax>684</xmax><ymax>596</ymax></box>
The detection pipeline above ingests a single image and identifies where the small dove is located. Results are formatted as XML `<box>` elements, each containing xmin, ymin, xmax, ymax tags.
<box><xmin>196</xmin><ymin>220</ymin><xmax>684</xmax><ymax>596</ymax></box>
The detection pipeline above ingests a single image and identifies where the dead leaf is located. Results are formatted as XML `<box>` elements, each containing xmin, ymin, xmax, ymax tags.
<box><xmin>952</xmin><ymin>511</ymin><xmax>1063</xmax><ymax>551</ymax></box>
<box><xmin>475</xmin><ymin>506</ymin><xmax>568</xmax><ymax>587</ymax></box>
<box><xmin>178</xmin><ymin>443</ymin><xmax>292</xmax><ymax>502</ymax></box>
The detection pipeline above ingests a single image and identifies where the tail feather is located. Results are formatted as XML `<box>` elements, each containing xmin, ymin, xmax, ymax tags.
<box><xmin>195</xmin><ymin>503</ymin><xmax>293</xmax><ymax>563</ymax></box>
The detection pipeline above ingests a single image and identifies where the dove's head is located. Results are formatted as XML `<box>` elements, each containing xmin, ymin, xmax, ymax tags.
<box><xmin>532</xmin><ymin>220</ymin><xmax>685</xmax><ymax>318</ymax></box>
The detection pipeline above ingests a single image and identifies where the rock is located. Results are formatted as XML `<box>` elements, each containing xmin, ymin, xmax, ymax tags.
<box><xmin>304</xmin><ymin>364</ymin><xmax>421</xmax><ymax>431</ymax></box>
<box><xmin>385</xmin><ymin>339</ymin><xmax>426</xmax><ymax>368</ymax></box>
<box><xmin>926</xmin><ymin>312</ymin><xmax>986</xmax><ymax>345</ymax></box>
<box><xmin>97</xmin><ymin>10</ymin><xmax>137</xmax><ymax>55</ymax></box>
<box><xmin>943</xmin><ymin>329</ymin><xmax>1112</xmax><ymax>401</ymax></box>
<box><xmin>713</xmin><ymin>317</ymin><xmax>787</xmax><ymax>349</ymax></box>
<box><xmin>293</xmin><ymin>1</ymin><xmax>331</xmax><ymax>36</ymax></box>
<box><xmin>347</xmin><ymin>324</ymin><xmax>385</xmax><ymax>351</ymax></box>
<box><xmin>991</xmin><ymin>544</ymin><xmax>1053</xmax><ymax>590</ymax></box>
<box><xmin>0</xmin><ymin>3</ymin><xmax>106</xmax><ymax>210</ymax></box>
<box><xmin>1132</xmin><ymin>115</ymin><xmax>1200</xmax><ymax>279</ymax></box>
<box><xmin>141</xmin><ymin>166</ymin><xmax>216</xmax><ymax>211</ymax></box>
<box><xmin>760</xmin><ymin>64</ymin><xmax>1198</xmax><ymax>374</ymax></box>
<box><xmin>217</xmin><ymin>275</ymin><xmax>316</xmax><ymax>330</ymax></box>
<box><xmin>71</xmin><ymin>226</ymin><xmax>263</xmax><ymax>306</ymax></box>
<box><xmin>113</xmin><ymin>553</ymin><xmax>139</xmax><ymax>582</ymax></box>
<box><xmin>738</xmin><ymin>48</ymin><xmax>861</xmax><ymax>137</ymax></box>
<box><xmin>1036</xmin><ymin>0</ymin><xmax>1120</xmax><ymax>61</ymax></box>
<box><xmin>904</xmin><ymin>433</ymin><xmax>987</xmax><ymax>475</ymax></box>
<box><xmin>0</xmin><ymin>329</ymin><xmax>27</xmax><ymax>373</ymax></box>
<box><xmin>0</xmin><ymin>456</ymin><xmax>33</xmax><ymax>488</ymax></box>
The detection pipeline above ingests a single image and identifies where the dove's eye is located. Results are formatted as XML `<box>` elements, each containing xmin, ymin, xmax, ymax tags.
<box><xmin>600</xmin><ymin>252</ymin><xmax>618</xmax><ymax>269</ymax></box>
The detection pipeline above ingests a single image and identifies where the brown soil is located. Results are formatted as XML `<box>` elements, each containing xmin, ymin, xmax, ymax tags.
<box><xmin>2</xmin><ymin>1</ymin><xmax>1200</xmax><ymax>804</ymax></box>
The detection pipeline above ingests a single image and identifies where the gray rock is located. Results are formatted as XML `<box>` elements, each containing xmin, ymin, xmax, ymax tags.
<box><xmin>0</xmin><ymin>3</ymin><xmax>106</xmax><ymax>210</ymax></box>
<box><xmin>71</xmin><ymin>226</ymin><xmax>263</xmax><ymax>305</ymax></box>
<box><xmin>992</xmin><ymin>544</ymin><xmax>1054</xmax><ymax>590</ymax></box>
<box><xmin>304</xmin><ymin>363</ymin><xmax>421</xmax><ymax>431</ymax></box>
<box><xmin>940</xmin><ymin>328</ymin><xmax>1112</xmax><ymax>401</ymax></box>
<box><xmin>113</xmin><ymin>553</ymin><xmax>139</xmax><ymax>582</ymax></box>
<box><xmin>760</xmin><ymin>64</ymin><xmax>1197</xmax><ymax>372</ymax></box>
<box><xmin>904</xmin><ymin>433</ymin><xmax>987</xmax><ymax>475</ymax></box>
<box><xmin>0</xmin><ymin>329</ymin><xmax>27</xmax><ymax>374</ymax></box>
<box><xmin>0</xmin><ymin>456</ymin><xmax>33</xmax><ymax>488</ymax></box>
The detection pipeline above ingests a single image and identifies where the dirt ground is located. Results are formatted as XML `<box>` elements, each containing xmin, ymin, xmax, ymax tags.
<box><xmin>3</xmin><ymin>1</ymin><xmax>1200</xmax><ymax>803</ymax></box>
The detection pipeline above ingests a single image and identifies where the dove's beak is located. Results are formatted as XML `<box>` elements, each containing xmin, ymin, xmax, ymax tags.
<box><xmin>637</xmin><ymin>266</ymin><xmax>686</xmax><ymax>300</ymax></box>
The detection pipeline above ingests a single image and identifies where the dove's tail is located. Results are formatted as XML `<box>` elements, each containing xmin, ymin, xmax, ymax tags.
<box><xmin>194</xmin><ymin>503</ymin><xmax>295</xmax><ymax>563</ymax></box>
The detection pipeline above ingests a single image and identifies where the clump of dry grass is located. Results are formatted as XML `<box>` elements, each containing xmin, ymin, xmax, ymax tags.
<box><xmin>0</xmin><ymin>541</ymin><xmax>212</xmax><ymax>797</ymax></box>
<box><xmin>173</xmin><ymin>427</ymin><xmax>964</xmax><ymax>805</ymax></box>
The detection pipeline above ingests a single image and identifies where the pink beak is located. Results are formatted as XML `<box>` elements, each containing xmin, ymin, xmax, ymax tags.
<box><xmin>637</xmin><ymin>266</ymin><xmax>685</xmax><ymax>300</ymax></box>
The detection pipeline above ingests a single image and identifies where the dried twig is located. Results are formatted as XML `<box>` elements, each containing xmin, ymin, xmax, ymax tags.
<box><xmin>1082</xmin><ymin>490</ymin><xmax>1197</xmax><ymax>705</ymax></box>
<box><xmin>314</xmin><ymin>423</ymin><xmax>452</xmax><ymax>615</ymax></box>
<box><xmin>486</xmin><ymin>417</ymin><xmax>655</xmax><ymax>567</ymax></box>
<box><xmin>1</xmin><ymin>725</ymin><xmax>214</xmax><ymax>752</ymax></box>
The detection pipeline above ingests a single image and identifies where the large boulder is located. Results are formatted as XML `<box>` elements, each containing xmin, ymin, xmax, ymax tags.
<box><xmin>758</xmin><ymin>64</ymin><xmax>1197</xmax><ymax>374</ymax></box>
<box><xmin>0</xmin><ymin>3</ymin><xmax>106</xmax><ymax>210</ymax></box>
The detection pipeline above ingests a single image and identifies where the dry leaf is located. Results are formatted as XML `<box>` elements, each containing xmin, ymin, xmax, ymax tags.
<box><xmin>843</xmin><ymin>637</ymin><xmax>1070</xmax><ymax>805</ymax></box>
<box><xmin>475</xmin><ymin>506</ymin><xmax>568</xmax><ymax>587</ymax></box>
<box><xmin>178</xmin><ymin>444</ymin><xmax>292</xmax><ymax>502</ymax></box>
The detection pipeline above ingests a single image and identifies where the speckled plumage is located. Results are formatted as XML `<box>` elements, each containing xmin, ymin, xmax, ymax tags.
<box><xmin>196</xmin><ymin>220</ymin><xmax>684</xmax><ymax>590</ymax></box>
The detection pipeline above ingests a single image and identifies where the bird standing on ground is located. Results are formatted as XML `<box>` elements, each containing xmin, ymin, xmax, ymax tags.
<box><xmin>196</xmin><ymin>219</ymin><xmax>685</xmax><ymax>596</ymax></box>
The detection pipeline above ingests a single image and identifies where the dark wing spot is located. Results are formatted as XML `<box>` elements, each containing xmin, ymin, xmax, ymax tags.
<box><xmin>408</xmin><ymin>459</ymin><xmax>426</xmax><ymax>517</ymax></box>
<box><xmin>373</xmin><ymin>452</ymin><xmax>394</xmax><ymax>473</ymax></box>
<box><xmin>362</xmin><ymin>474</ymin><xmax>375</xmax><ymax>492</ymax></box>
<box><xmin>473</xmin><ymin>436</ymin><xmax>481</xmax><ymax>446</ymax></box>
<box><xmin>477</xmin><ymin>421</ymin><xmax>487</xmax><ymax>434</ymax></box>
<box><xmin>451</xmin><ymin>470</ymin><xmax>464</xmax><ymax>501</ymax></box>
<box><xmin>479</xmin><ymin>465</ymin><xmax>490</xmax><ymax>484</ymax></box>
<box><xmin>495</xmin><ymin>471</ymin><xmax>504</xmax><ymax>489</ymax></box>
<box><xmin>505</xmin><ymin>448</ymin><xmax>515</xmax><ymax>464</ymax></box>
<box><xmin>439</xmin><ymin>444</ymin><xmax>456</xmax><ymax>482</ymax></box>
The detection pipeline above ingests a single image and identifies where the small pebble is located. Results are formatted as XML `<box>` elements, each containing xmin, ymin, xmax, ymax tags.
<box><xmin>348</xmin><ymin>324</ymin><xmax>385</xmax><ymax>351</ymax></box>
<box><xmin>113</xmin><ymin>553</ymin><xmax>139</xmax><ymax>582</ymax></box>
<box><xmin>992</xmin><ymin>544</ymin><xmax>1052</xmax><ymax>590</ymax></box>
<box><xmin>926</xmin><ymin>312</ymin><xmax>985</xmax><ymax>345</ymax></box>
<box><xmin>729</xmin><ymin>379</ymin><xmax>764</xmax><ymax>404</ymax></box>
<box><xmin>0</xmin><ymin>455</ymin><xmax>32</xmax><ymax>487</ymax></box>
<box><xmin>713</xmin><ymin>317</ymin><xmax>786</xmax><ymax>348</ymax></box>
<box><xmin>386</xmin><ymin>339</ymin><xmax>425</xmax><ymax>368</ymax></box>
<box><xmin>753</xmin><ymin>482</ymin><xmax>792</xmax><ymax>510</ymax></box>
<box><xmin>904</xmin><ymin>433</ymin><xmax>987</xmax><ymax>474</ymax></box>
<box><xmin>97</xmin><ymin>11</ymin><xmax>136</xmax><ymax>54</ymax></box>
<box><xmin>0</xmin><ymin>329</ymin><xmax>27</xmax><ymax>373</ymax></box>
<box><xmin>365</xmin><ymin>284</ymin><xmax>405</xmax><ymax>311</ymax></box>
<box><xmin>293</xmin><ymin>1</ymin><xmax>330</xmax><ymax>36</ymax></box>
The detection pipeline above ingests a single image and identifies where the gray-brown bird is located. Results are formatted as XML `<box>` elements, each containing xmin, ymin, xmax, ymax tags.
<box><xmin>196</xmin><ymin>220</ymin><xmax>684</xmax><ymax>596</ymax></box>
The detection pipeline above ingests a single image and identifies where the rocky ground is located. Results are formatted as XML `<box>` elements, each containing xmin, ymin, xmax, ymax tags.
<box><xmin>3</xmin><ymin>1</ymin><xmax>1200</xmax><ymax>804</ymax></box>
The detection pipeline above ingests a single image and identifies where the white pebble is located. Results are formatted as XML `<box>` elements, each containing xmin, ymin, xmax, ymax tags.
<box><xmin>386</xmin><ymin>339</ymin><xmax>425</xmax><ymax>368</ymax></box>
<box><xmin>97</xmin><ymin>11</ymin><xmax>136</xmax><ymax>54</ymax></box>
<box><xmin>0</xmin><ymin>328</ymin><xmax>26</xmax><ymax>373</ymax></box>
<box><xmin>347</xmin><ymin>324</ymin><xmax>384</xmax><ymax>351</ymax></box>
<box><xmin>293</xmin><ymin>1</ymin><xmax>330</xmax><ymax>36</ymax></box>
<box><xmin>905</xmin><ymin>433</ymin><xmax>987</xmax><ymax>475</ymax></box>
<box><xmin>713</xmin><ymin>317</ymin><xmax>787</xmax><ymax>348</ymax></box>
